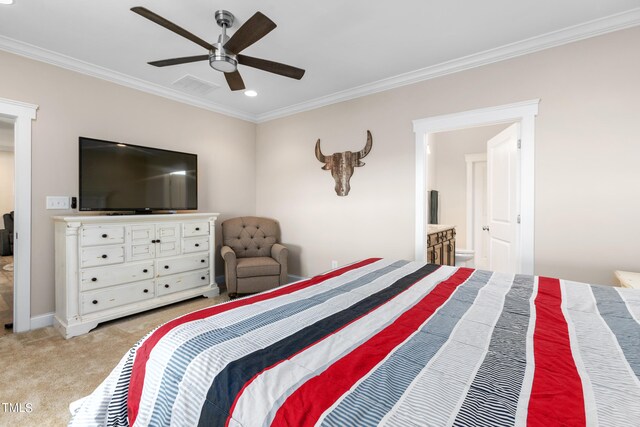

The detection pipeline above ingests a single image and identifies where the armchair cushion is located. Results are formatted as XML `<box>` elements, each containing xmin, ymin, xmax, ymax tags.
<box><xmin>236</xmin><ymin>257</ymin><xmax>280</xmax><ymax>278</ymax></box>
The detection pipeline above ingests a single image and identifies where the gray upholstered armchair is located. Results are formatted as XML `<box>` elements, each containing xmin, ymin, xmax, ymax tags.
<box><xmin>221</xmin><ymin>216</ymin><xmax>288</xmax><ymax>297</ymax></box>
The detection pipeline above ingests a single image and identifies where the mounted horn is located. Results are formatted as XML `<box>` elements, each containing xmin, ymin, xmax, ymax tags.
<box><xmin>357</xmin><ymin>130</ymin><xmax>373</xmax><ymax>159</ymax></box>
<box><xmin>315</xmin><ymin>139</ymin><xmax>330</xmax><ymax>163</ymax></box>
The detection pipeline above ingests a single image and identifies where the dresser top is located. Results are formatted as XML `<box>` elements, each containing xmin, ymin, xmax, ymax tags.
<box><xmin>427</xmin><ymin>224</ymin><xmax>455</xmax><ymax>234</ymax></box>
<box><xmin>53</xmin><ymin>212</ymin><xmax>219</xmax><ymax>224</ymax></box>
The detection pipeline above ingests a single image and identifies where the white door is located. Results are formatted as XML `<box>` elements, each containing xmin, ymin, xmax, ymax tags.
<box><xmin>486</xmin><ymin>123</ymin><xmax>520</xmax><ymax>273</ymax></box>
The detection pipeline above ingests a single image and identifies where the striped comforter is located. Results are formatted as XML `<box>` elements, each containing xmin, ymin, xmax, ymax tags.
<box><xmin>70</xmin><ymin>258</ymin><xmax>640</xmax><ymax>426</ymax></box>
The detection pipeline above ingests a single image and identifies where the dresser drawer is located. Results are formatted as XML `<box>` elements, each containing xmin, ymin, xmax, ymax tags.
<box><xmin>81</xmin><ymin>280</ymin><xmax>155</xmax><ymax>315</ymax></box>
<box><xmin>81</xmin><ymin>226</ymin><xmax>125</xmax><ymax>247</ymax></box>
<box><xmin>80</xmin><ymin>261</ymin><xmax>155</xmax><ymax>291</ymax></box>
<box><xmin>80</xmin><ymin>245</ymin><xmax>125</xmax><ymax>268</ymax></box>
<box><xmin>183</xmin><ymin>222</ymin><xmax>209</xmax><ymax>237</ymax></box>
<box><xmin>156</xmin><ymin>253</ymin><xmax>209</xmax><ymax>277</ymax></box>
<box><xmin>183</xmin><ymin>236</ymin><xmax>209</xmax><ymax>254</ymax></box>
<box><xmin>157</xmin><ymin>269</ymin><xmax>210</xmax><ymax>297</ymax></box>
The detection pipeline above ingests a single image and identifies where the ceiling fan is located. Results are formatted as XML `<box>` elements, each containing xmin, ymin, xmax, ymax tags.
<box><xmin>131</xmin><ymin>7</ymin><xmax>305</xmax><ymax>91</ymax></box>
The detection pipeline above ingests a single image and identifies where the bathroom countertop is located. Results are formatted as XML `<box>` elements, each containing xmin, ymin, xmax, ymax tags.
<box><xmin>427</xmin><ymin>224</ymin><xmax>456</xmax><ymax>234</ymax></box>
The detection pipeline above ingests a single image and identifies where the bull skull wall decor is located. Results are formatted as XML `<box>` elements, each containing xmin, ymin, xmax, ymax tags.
<box><xmin>315</xmin><ymin>130</ymin><xmax>373</xmax><ymax>196</ymax></box>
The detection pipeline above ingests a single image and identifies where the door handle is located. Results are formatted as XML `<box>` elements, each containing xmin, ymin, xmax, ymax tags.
<box><xmin>482</xmin><ymin>226</ymin><xmax>490</xmax><ymax>231</ymax></box>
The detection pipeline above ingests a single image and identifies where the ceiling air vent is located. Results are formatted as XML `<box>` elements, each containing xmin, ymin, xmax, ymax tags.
<box><xmin>172</xmin><ymin>75</ymin><xmax>220</xmax><ymax>96</ymax></box>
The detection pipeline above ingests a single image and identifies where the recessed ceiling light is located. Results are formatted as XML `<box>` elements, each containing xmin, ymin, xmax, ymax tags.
<box><xmin>244</xmin><ymin>90</ymin><xmax>258</xmax><ymax>97</ymax></box>
<box><xmin>0</xmin><ymin>0</ymin><xmax>14</xmax><ymax>4</ymax></box>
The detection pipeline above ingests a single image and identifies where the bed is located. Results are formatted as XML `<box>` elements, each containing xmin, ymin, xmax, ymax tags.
<box><xmin>69</xmin><ymin>258</ymin><xmax>640</xmax><ymax>426</ymax></box>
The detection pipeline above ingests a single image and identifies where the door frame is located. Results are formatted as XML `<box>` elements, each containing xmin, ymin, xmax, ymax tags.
<box><xmin>413</xmin><ymin>99</ymin><xmax>539</xmax><ymax>275</ymax></box>
<box><xmin>0</xmin><ymin>97</ymin><xmax>38</xmax><ymax>333</ymax></box>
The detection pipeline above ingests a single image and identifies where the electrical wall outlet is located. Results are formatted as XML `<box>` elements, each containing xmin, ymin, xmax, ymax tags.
<box><xmin>46</xmin><ymin>196</ymin><xmax>70</xmax><ymax>210</ymax></box>
<box><xmin>331</xmin><ymin>260</ymin><xmax>338</xmax><ymax>269</ymax></box>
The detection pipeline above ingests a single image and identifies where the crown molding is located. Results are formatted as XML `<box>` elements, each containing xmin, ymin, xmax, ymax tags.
<box><xmin>256</xmin><ymin>7</ymin><xmax>640</xmax><ymax>123</ymax></box>
<box><xmin>0</xmin><ymin>36</ymin><xmax>256</xmax><ymax>122</ymax></box>
<box><xmin>1</xmin><ymin>8</ymin><xmax>639</xmax><ymax>125</ymax></box>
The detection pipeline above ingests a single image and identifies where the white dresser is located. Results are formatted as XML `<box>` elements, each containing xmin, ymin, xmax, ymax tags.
<box><xmin>53</xmin><ymin>213</ymin><xmax>220</xmax><ymax>338</ymax></box>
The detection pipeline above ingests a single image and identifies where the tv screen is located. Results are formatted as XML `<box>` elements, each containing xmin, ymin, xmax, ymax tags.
<box><xmin>79</xmin><ymin>137</ymin><xmax>197</xmax><ymax>212</ymax></box>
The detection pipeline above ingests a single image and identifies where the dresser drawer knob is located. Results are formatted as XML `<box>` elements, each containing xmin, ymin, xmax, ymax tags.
<box><xmin>195</xmin><ymin>243</ymin><xmax>200</xmax><ymax>247</ymax></box>
<box><xmin>201</xmin><ymin>276</ymin><xmax>206</xmax><ymax>280</ymax></box>
<box><xmin>92</xmin><ymin>300</ymin><xmax>98</xmax><ymax>305</ymax></box>
<box><xmin>151</xmin><ymin>239</ymin><xmax>157</xmax><ymax>243</ymax></box>
<box><xmin>143</xmin><ymin>289</ymin><xmax>149</xmax><ymax>293</ymax></box>
<box><xmin>91</xmin><ymin>277</ymin><xmax>97</xmax><ymax>282</ymax></box>
<box><xmin>164</xmin><ymin>265</ymin><xmax>169</xmax><ymax>269</ymax></box>
<box><xmin>201</xmin><ymin>259</ymin><xmax>205</xmax><ymax>263</ymax></box>
<box><xmin>164</xmin><ymin>284</ymin><xmax>170</xmax><ymax>288</ymax></box>
<box><xmin>101</xmin><ymin>254</ymin><xmax>108</xmax><ymax>259</ymax></box>
<box><xmin>101</xmin><ymin>234</ymin><xmax>108</xmax><ymax>238</ymax></box>
<box><xmin>195</xmin><ymin>227</ymin><xmax>200</xmax><ymax>231</ymax></box>
<box><xmin>156</xmin><ymin>239</ymin><xmax>161</xmax><ymax>243</ymax></box>
<box><xmin>143</xmin><ymin>269</ymin><xmax>148</xmax><ymax>273</ymax></box>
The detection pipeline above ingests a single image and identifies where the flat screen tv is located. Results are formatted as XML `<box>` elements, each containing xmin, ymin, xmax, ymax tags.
<box><xmin>79</xmin><ymin>137</ymin><xmax>197</xmax><ymax>213</ymax></box>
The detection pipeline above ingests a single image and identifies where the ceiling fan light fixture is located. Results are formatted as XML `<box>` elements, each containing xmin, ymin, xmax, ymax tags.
<box><xmin>209</xmin><ymin>53</ymin><xmax>237</xmax><ymax>73</ymax></box>
<box><xmin>0</xmin><ymin>0</ymin><xmax>14</xmax><ymax>5</ymax></box>
<box><xmin>244</xmin><ymin>90</ymin><xmax>258</xmax><ymax>97</ymax></box>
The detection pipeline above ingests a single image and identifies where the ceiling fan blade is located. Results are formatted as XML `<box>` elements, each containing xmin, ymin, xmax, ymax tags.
<box><xmin>237</xmin><ymin>54</ymin><xmax>305</xmax><ymax>80</ymax></box>
<box><xmin>224</xmin><ymin>71</ymin><xmax>246</xmax><ymax>91</ymax></box>
<box><xmin>223</xmin><ymin>12</ymin><xmax>276</xmax><ymax>54</ymax></box>
<box><xmin>131</xmin><ymin>7</ymin><xmax>215</xmax><ymax>51</ymax></box>
<box><xmin>148</xmin><ymin>55</ymin><xmax>209</xmax><ymax>67</ymax></box>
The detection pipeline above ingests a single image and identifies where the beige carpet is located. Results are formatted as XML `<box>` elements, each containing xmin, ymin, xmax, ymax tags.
<box><xmin>0</xmin><ymin>293</ymin><xmax>229</xmax><ymax>427</ymax></box>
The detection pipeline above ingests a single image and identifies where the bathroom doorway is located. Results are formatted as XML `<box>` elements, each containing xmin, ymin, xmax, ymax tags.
<box><xmin>413</xmin><ymin>100</ymin><xmax>538</xmax><ymax>275</ymax></box>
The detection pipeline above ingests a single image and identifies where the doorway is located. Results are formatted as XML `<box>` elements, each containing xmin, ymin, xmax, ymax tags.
<box><xmin>413</xmin><ymin>100</ymin><xmax>539</xmax><ymax>275</ymax></box>
<box><xmin>0</xmin><ymin>97</ymin><xmax>37</xmax><ymax>333</ymax></box>
<box><xmin>428</xmin><ymin>123</ymin><xmax>513</xmax><ymax>270</ymax></box>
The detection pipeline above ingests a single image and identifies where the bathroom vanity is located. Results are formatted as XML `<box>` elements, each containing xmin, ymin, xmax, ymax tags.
<box><xmin>427</xmin><ymin>225</ymin><xmax>456</xmax><ymax>266</ymax></box>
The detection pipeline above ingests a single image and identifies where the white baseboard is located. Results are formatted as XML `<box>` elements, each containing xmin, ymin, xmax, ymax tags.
<box><xmin>30</xmin><ymin>312</ymin><xmax>54</xmax><ymax>330</ymax></box>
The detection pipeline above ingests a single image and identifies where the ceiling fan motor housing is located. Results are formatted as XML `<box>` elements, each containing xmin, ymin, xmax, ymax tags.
<box><xmin>210</xmin><ymin>51</ymin><xmax>237</xmax><ymax>73</ymax></box>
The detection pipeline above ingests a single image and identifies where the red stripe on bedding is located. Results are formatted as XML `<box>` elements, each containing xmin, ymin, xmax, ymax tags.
<box><xmin>527</xmin><ymin>277</ymin><xmax>585</xmax><ymax>427</ymax></box>
<box><xmin>127</xmin><ymin>258</ymin><xmax>381</xmax><ymax>425</ymax></box>
<box><xmin>270</xmin><ymin>267</ymin><xmax>474</xmax><ymax>427</ymax></box>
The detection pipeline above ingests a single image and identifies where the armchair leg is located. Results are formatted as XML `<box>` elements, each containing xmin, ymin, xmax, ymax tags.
<box><xmin>228</xmin><ymin>293</ymin><xmax>238</xmax><ymax>299</ymax></box>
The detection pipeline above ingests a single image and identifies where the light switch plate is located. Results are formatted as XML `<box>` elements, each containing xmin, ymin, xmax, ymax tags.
<box><xmin>46</xmin><ymin>196</ymin><xmax>70</xmax><ymax>209</ymax></box>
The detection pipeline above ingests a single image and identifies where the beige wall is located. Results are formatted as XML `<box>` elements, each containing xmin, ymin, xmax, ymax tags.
<box><xmin>431</xmin><ymin>124</ymin><xmax>509</xmax><ymax>248</ymax></box>
<box><xmin>257</xmin><ymin>26</ymin><xmax>640</xmax><ymax>285</ymax></box>
<box><xmin>0</xmin><ymin>50</ymin><xmax>257</xmax><ymax>317</ymax></box>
